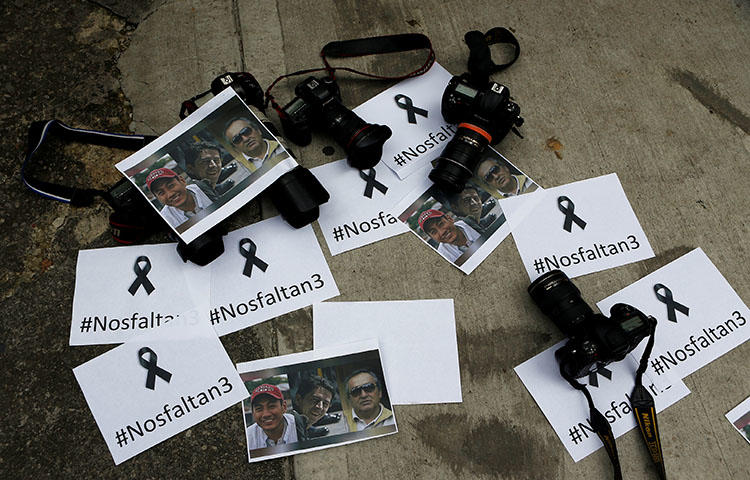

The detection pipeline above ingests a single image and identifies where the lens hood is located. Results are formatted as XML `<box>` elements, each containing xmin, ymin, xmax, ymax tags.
<box><xmin>346</xmin><ymin>124</ymin><xmax>392</xmax><ymax>169</ymax></box>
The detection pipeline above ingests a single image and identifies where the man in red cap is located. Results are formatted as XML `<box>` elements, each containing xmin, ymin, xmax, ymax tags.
<box><xmin>246</xmin><ymin>383</ymin><xmax>306</xmax><ymax>452</ymax></box>
<box><xmin>145</xmin><ymin>167</ymin><xmax>212</xmax><ymax>227</ymax></box>
<box><xmin>418</xmin><ymin>208</ymin><xmax>481</xmax><ymax>263</ymax></box>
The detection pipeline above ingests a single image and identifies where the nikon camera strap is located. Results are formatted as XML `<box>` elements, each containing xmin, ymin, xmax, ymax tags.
<box><xmin>562</xmin><ymin>319</ymin><xmax>666</xmax><ymax>480</ymax></box>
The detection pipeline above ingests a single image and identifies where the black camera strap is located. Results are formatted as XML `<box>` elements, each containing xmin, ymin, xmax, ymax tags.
<box><xmin>562</xmin><ymin>320</ymin><xmax>666</xmax><ymax>480</ymax></box>
<box><xmin>23</xmin><ymin>119</ymin><xmax>156</xmax><ymax>205</ymax></box>
<box><xmin>22</xmin><ymin>119</ymin><xmax>158</xmax><ymax>243</ymax></box>
<box><xmin>464</xmin><ymin>27</ymin><xmax>521</xmax><ymax>86</ymax></box>
<box><xmin>265</xmin><ymin>33</ymin><xmax>435</xmax><ymax>112</ymax></box>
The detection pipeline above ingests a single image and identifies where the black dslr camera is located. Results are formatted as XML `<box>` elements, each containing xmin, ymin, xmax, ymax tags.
<box><xmin>528</xmin><ymin>270</ymin><xmax>654</xmax><ymax>380</ymax></box>
<box><xmin>279</xmin><ymin>76</ymin><xmax>392</xmax><ymax>170</ymax></box>
<box><xmin>429</xmin><ymin>74</ymin><xmax>523</xmax><ymax>193</ymax></box>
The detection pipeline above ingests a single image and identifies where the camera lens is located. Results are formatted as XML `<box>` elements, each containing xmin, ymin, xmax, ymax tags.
<box><xmin>324</xmin><ymin>103</ymin><xmax>392</xmax><ymax>169</ymax></box>
<box><xmin>429</xmin><ymin>125</ymin><xmax>490</xmax><ymax>193</ymax></box>
<box><xmin>527</xmin><ymin>270</ymin><xmax>594</xmax><ymax>336</ymax></box>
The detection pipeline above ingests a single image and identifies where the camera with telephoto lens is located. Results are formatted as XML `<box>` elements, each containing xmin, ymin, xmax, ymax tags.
<box><xmin>428</xmin><ymin>74</ymin><xmax>524</xmax><ymax>193</ymax></box>
<box><xmin>279</xmin><ymin>75</ymin><xmax>392</xmax><ymax>170</ymax></box>
<box><xmin>528</xmin><ymin>270</ymin><xmax>655</xmax><ymax>380</ymax></box>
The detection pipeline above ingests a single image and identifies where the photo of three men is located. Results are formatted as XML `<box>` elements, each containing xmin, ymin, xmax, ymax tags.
<box><xmin>240</xmin><ymin>351</ymin><xmax>396</xmax><ymax>461</ymax></box>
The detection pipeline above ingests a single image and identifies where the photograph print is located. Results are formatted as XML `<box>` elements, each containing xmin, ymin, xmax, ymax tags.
<box><xmin>397</xmin><ymin>147</ymin><xmax>539</xmax><ymax>271</ymax></box>
<box><xmin>238</xmin><ymin>345</ymin><xmax>396</xmax><ymax>462</ymax></box>
<box><xmin>116</xmin><ymin>88</ymin><xmax>295</xmax><ymax>243</ymax></box>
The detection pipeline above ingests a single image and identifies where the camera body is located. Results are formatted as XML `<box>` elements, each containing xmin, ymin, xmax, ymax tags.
<box><xmin>429</xmin><ymin>74</ymin><xmax>523</xmax><ymax>193</ymax></box>
<box><xmin>280</xmin><ymin>76</ymin><xmax>392</xmax><ymax>169</ymax></box>
<box><xmin>528</xmin><ymin>270</ymin><xmax>654</xmax><ymax>379</ymax></box>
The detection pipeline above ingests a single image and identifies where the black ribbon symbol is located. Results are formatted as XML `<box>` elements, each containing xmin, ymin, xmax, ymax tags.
<box><xmin>239</xmin><ymin>238</ymin><xmax>268</xmax><ymax>278</ymax></box>
<box><xmin>128</xmin><ymin>256</ymin><xmax>155</xmax><ymax>296</ymax></box>
<box><xmin>588</xmin><ymin>366</ymin><xmax>613</xmax><ymax>388</ymax></box>
<box><xmin>653</xmin><ymin>283</ymin><xmax>689</xmax><ymax>323</ymax></box>
<box><xmin>394</xmin><ymin>94</ymin><xmax>428</xmax><ymax>124</ymax></box>
<box><xmin>138</xmin><ymin>347</ymin><xmax>172</xmax><ymax>390</ymax></box>
<box><xmin>359</xmin><ymin>169</ymin><xmax>389</xmax><ymax>198</ymax></box>
<box><xmin>557</xmin><ymin>196</ymin><xmax>587</xmax><ymax>232</ymax></box>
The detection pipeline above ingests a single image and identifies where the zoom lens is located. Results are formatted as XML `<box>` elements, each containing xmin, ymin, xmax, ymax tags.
<box><xmin>429</xmin><ymin>125</ymin><xmax>490</xmax><ymax>193</ymax></box>
<box><xmin>527</xmin><ymin>270</ymin><xmax>594</xmax><ymax>336</ymax></box>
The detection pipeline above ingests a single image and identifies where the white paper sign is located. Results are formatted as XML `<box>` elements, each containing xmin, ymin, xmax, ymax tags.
<box><xmin>597</xmin><ymin>248</ymin><xmax>750</xmax><ymax>381</ymax></box>
<box><xmin>394</xmin><ymin>147</ymin><xmax>540</xmax><ymax>274</ymax></box>
<box><xmin>70</xmin><ymin>243</ymin><xmax>209</xmax><ymax>346</ymax></box>
<box><xmin>502</xmin><ymin>173</ymin><xmax>654</xmax><ymax>280</ymax></box>
<box><xmin>73</xmin><ymin>308</ymin><xmax>248</xmax><ymax>465</ymax></box>
<box><xmin>312</xmin><ymin>160</ymin><xmax>432</xmax><ymax>255</ymax></box>
<box><xmin>726</xmin><ymin>396</ymin><xmax>750</xmax><ymax>445</ymax></box>
<box><xmin>209</xmin><ymin>216</ymin><xmax>339</xmax><ymax>336</ymax></box>
<box><xmin>354</xmin><ymin>63</ymin><xmax>455</xmax><ymax>179</ymax></box>
<box><xmin>515</xmin><ymin>341</ymin><xmax>690</xmax><ymax>462</ymax></box>
<box><xmin>313</xmin><ymin>300</ymin><xmax>462</xmax><ymax>404</ymax></box>
<box><xmin>117</xmin><ymin>88</ymin><xmax>297</xmax><ymax>244</ymax></box>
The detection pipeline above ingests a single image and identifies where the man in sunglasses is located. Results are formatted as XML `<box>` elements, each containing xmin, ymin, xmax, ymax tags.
<box><xmin>418</xmin><ymin>208</ymin><xmax>481</xmax><ymax>263</ymax></box>
<box><xmin>344</xmin><ymin>369</ymin><xmax>394</xmax><ymax>431</ymax></box>
<box><xmin>476</xmin><ymin>155</ymin><xmax>536</xmax><ymax>197</ymax></box>
<box><xmin>223</xmin><ymin>116</ymin><xmax>284</xmax><ymax>170</ymax></box>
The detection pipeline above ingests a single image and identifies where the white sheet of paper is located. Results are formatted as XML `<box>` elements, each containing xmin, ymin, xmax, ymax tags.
<box><xmin>726</xmin><ymin>396</ymin><xmax>750</xmax><ymax>445</ymax></box>
<box><xmin>312</xmin><ymin>299</ymin><xmax>462</xmax><ymax>404</ymax></box>
<box><xmin>116</xmin><ymin>88</ymin><xmax>297</xmax><ymax>244</ymax></box>
<box><xmin>73</xmin><ymin>305</ymin><xmax>248</xmax><ymax>465</ymax></box>
<box><xmin>236</xmin><ymin>339</ymin><xmax>397</xmax><ymax>463</ymax></box>
<box><xmin>393</xmin><ymin>147</ymin><xmax>540</xmax><ymax>274</ymax></box>
<box><xmin>312</xmin><ymin>159</ymin><xmax>432</xmax><ymax>255</ymax></box>
<box><xmin>515</xmin><ymin>341</ymin><xmax>690</xmax><ymax>462</ymax></box>
<box><xmin>502</xmin><ymin>173</ymin><xmax>655</xmax><ymax>281</ymax></box>
<box><xmin>209</xmin><ymin>216</ymin><xmax>339</xmax><ymax>336</ymax></box>
<box><xmin>597</xmin><ymin>248</ymin><xmax>750</xmax><ymax>381</ymax></box>
<box><xmin>70</xmin><ymin>243</ymin><xmax>209</xmax><ymax>346</ymax></box>
<box><xmin>353</xmin><ymin>63</ymin><xmax>455</xmax><ymax>179</ymax></box>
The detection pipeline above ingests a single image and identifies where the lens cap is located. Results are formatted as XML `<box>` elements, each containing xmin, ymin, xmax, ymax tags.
<box><xmin>267</xmin><ymin>167</ymin><xmax>330</xmax><ymax>228</ymax></box>
<box><xmin>346</xmin><ymin>124</ymin><xmax>392</xmax><ymax>169</ymax></box>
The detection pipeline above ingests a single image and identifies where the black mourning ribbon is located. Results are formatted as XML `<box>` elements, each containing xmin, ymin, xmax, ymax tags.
<box><xmin>138</xmin><ymin>347</ymin><xmax>172</xmax><ymax>390</ymax></box>
<box><xmin>558</xmin><ymin>195</ymin><xmax>587</xmax><ymax>232</ymax></box>
<box><xmin>359</xmin><ymin>169</ymin><xmax>389</xmax><ymax>198</ymax></box>
<box><xmin>239</xmin><ymin>238</ymin><xmax>268</xmax><ymax>278</ymax></box>
<box><xmin>128</xmin><ymin>256</ymin><xmax>155</xmax><ymax>296</ymax></box>
<box><xmin>394</xmin><ymin>94</ymin><xmax>428</xmax><ymax>124</ymax></box>
<box><xmin>588</xmin><ymin>365</ymin><xmax>613</xmax><ymax>388</ymax></box>
<box><xmin>653</xmin><ymin>283</ymin><xmax>689</xmax><ymax>323</ymax></box>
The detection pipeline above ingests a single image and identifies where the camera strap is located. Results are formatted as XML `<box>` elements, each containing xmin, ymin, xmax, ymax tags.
<box><xmin>23</xmin><ymin>119</ymin><xmax>156</xmax><ymax>205</ymax></box>
<box><xmin>265</xmin><ymin>33</ymin><xmax>435</xmax><ymax>112</ymax></box>
<box><xmin>562</xmin><ymin>320</ymin><xmax>666</xmax><ymax>480</ymax></box>
<box><xmin>464</xmin><ymin>27</ymin><xmax>520</xmax><ymax>85</ymax></box>
<box><xmin>22</xmin><ymin>119</ymin><xmax>158</xmax><ymax>243</ymax></box>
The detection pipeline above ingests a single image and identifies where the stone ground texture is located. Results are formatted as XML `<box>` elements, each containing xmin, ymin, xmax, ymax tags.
<box><xmin>1</xmin><ymin>1</ymin><xmax>749</xmax><ymax>479</ymax></box>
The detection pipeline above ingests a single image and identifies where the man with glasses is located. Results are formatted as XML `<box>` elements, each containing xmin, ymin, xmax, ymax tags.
<box><xmin>448</xmin><ymin>183</ymin><xmax>500</xmax><ymax>233</ymax></box>
<box><xmin>344</xmin><ymin>369</ymin><xmax>394</xmax><ymax>431</ymax></box>
<box><xmin>223</xmin><ymin>116</ymin><xmax>284</xmax><ymax>170</ymax></box>
<box><xmin>476</xmin><ymin>155</ymin><xmax>536</xmax><ymax>197</ymax></box>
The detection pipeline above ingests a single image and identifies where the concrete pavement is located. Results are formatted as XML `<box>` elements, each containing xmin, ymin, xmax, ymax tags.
<box><xmin>2</xmin><ymin>0</ymin><xmax>749</xmax><ymax>478</ymax></box>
